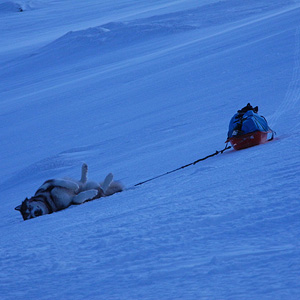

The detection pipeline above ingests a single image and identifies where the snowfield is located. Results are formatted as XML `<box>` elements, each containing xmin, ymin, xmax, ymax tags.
<box><xmin>1</xmin><ymin>1</ymin><xmax>300</xmax><ymax>299</ymax></box>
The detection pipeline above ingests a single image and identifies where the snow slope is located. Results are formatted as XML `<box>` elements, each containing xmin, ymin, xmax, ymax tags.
<box><xmin>1</xmin><ymin>1</ymin><xmax>300</xmax><ymax>299</ymax></box>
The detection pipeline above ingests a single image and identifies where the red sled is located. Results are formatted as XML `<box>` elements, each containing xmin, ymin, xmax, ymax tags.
<box><xmin>226</xmin><ymin>131</ymin><xmax>271</xmax><ymax>150</ymax></box>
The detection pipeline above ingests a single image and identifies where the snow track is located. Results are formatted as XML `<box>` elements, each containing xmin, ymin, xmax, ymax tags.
<box><xmin>270</xmin><ymin>26</ymin><xmax>300</xmax><ymax>128</ymax></box>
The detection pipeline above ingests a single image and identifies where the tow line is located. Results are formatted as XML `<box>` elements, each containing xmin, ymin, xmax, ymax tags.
<box><xmin>133</xmin><ymin>144</ymin><xmax>231</xmax><ymax>187</ymax></box>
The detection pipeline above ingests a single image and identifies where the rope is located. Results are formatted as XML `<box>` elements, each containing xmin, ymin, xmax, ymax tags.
<box><xmin>134</xmin><ymin>144</ymin><xmax>231</xmax><ymax>187</ymax></box>
<box><xmin>268</xmin><ymin>128</ymin><xmax>276</xmax><ymax>141</ymax></box>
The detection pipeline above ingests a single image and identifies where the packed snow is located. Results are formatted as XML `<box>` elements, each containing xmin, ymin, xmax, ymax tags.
<box><xmin>1</xmin><ymin>0</ymin><xmax>300</xmax><ymax>299</ymax></box>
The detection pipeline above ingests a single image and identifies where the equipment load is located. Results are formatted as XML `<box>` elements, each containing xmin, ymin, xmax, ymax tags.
<box><xmin>226</xmin><ymin>103</ymin><xmax>274</xmax><ymax>150</ymax></box>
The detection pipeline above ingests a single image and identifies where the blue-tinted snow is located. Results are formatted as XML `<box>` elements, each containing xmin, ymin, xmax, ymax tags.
<box><xmin>0</xmin><ymin>1</ymin><xmax>300</xmax><ymax>299</ymax></box>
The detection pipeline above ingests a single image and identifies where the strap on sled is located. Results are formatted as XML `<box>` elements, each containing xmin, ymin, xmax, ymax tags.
<box><xmin>267</xmin><ymin>128</ymin><xmax>276</xmax><ymax>141</ymax></box>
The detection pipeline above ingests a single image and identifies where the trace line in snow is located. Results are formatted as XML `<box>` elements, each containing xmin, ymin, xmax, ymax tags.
<box><xmin>269</xmin><ymin>25</ymin><xmax>300</xmax><ymax>127</ymax></box>
<box><xmin>5</xmin><ymin>5</ymin><xmax>300</xmax><ymax>104</ymax></box>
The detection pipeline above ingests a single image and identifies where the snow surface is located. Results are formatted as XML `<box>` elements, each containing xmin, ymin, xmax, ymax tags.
<box><xmin>1</xmin><ymin>0</ymin><xmax>300</xmax><ymax>299</ymax></box>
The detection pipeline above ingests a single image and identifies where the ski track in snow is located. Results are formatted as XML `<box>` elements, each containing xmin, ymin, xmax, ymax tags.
<box><xmin>1</xmin><ymin>1</ymin><xmax>300</xmax><ymax>299</ymax></box>
<box><xmin>269</xmin><ymin>26</ymin><xmax>300</xmax><ymax>128</ymax></box>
